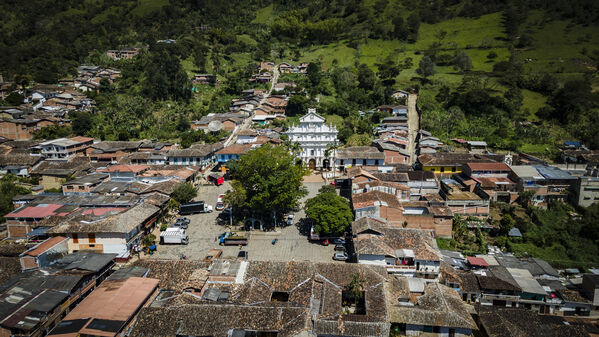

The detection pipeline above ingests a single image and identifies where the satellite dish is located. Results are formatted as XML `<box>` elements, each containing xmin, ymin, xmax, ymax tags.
<box><xmin>208</xmin><ymin>120</ymin><xmax>222</xmax><ymax>132</ymax></box>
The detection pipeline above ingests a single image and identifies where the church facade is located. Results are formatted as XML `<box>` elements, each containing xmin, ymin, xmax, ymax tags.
<box><xmin>285</xmin><ymin>108</ymin><xmax>338</xmax><ymax>169</ymax></box>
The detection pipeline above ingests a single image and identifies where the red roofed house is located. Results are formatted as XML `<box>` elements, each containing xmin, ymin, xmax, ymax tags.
<box><xmin>467</xmin><ymin>256</ymin><xmax>489</xmax><ymax>269</ymax></box>
<box><xmin>5</xmin><ymin>204</ymin><xmax>68</xmax><ymax>238</ymax></box>
<box><xmin>461</xmin><ymin>162</ymin><xmax>518</xmax><ymax>203</ymax></box>
<box><xmin>48</xmin><ymin>277</ymin><xmax>160</xmax><ymax>337</ymax></box>
<box><xmin>462</xmin><ymin>162</ymin><xmax>512</xmax><ymax>177</ymax></box>
<box><xmin>352</xmin><ymin>190</ymin><xmax>453</xmax><ymax>237</ymax></box>
<box><xmin>19</xmin><ymin>236</ymin><xmax>68</xmax><ymax>270</ymax></box>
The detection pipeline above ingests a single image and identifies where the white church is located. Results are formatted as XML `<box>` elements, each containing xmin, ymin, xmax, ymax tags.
<box><xmin>285</xmin><ymin>108</ymin><xmax>338</xmax><ymax>170</ymax></box>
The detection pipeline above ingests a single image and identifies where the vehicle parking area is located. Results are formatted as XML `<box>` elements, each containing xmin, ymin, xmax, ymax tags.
<box><xmin>149</xmin><ymin>180</ymin><xmax>344</xmax><ymax>263</ymax></box>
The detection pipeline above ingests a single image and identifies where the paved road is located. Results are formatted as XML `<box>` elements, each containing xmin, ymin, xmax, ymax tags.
<box><xmin>147</xmin><ymin>181</ymin><xmax>342</xmax><ymax>263</ymax></box>
<box><xmin>224</xmin><ymin>64</ymin><xmax>280</xmax><ymax>146</ymax></box>
<box><xmin>407</xmin><ymin>93</ymin><xmax>419</xmax><ymax>165</ymax></box>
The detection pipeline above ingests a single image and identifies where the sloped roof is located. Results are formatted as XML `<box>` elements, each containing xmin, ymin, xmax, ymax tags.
<box><xmin>90</xmin><ymin>141</ymin><xmax>143</xmax><ymax>153</ymax></box>
<box><xmin>167</xmin><ymin>143</ymin><xmax>223</xmax><ymax>157</ymax></box>
<box><xmin>386</xmin><ymin>282</ymin><xmax>477</xmax><ymax>330</ymax></box>
<box><xmin>478</xmin><ymin>307</ymin><xmax>589</xmax><ymax>337</ymax></box>
<box><xmin>0</xmin><ymin>154</ymin><xmax>41</xmax><ymax>167</ymax></box>
<box><xmin>352</xmin><ymin>190</ymin><xmax>402</xmax><ymax>209</ymax></box>
<box><xmin>337</xmin><ymin>146</ymin><xmax>385</xmax><ymax>160</ymax></box>
<box><xmin>353</xmin><ymin>226</ymin><xmax>440</xmax><ymax>262</ymax></box>
<box><xmin>352</xmin><ymin>217</ymin><xmax>389</xmax><ymax>235</ymax></box>
<box><xmin>466</xmin><ymin>162</ymin><xmax>511</xmax><ymax>171</ymax></box>
<box><xmin>23</xmin><ymin>236</ymin><xmax>67</xmax><ymax>257</ymax></box>
<box><xmin>48</xmin><ymin>203</ymin><xmax>159</xmax><ymax>234</ymax></box>
<box><xmin>30</xmin><ymin>157</ymin><xmax>92</xmax><ymax>176</ymax></box>
<box><xmin>419</xmin><ymin>153</ymin><xmax>503</xmax><ymax>166</ymax></box>
<box><xmin>216</xmin><ymin>144</ymin><xmax>252</xmax><ymax>155</ymax></box>
<box><xmin>355</xmin><ymin>234</ymin><xmax>397</xmax><ymax>257</ymax></box>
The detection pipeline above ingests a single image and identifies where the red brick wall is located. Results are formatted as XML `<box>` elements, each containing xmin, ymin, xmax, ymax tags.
<box><xmin>384</xmin><ymin>150</ymin><xmax>409</xmax><ymax>164</ymax></box>
<box><xmin>20</xmin><ymin>256</ymin><xmax>38</xmax><ymax>270</ymax></box>
<box><xmin>7</xmin><ymin>224</ymin><xmax>31</xmax><ymax>238</ymax></box>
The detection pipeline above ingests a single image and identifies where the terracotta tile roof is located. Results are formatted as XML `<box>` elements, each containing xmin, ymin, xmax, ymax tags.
<box><xmin>467</xmin><ymin>256</ymin><xmax>489</xmax><ymax>267</ymax></box>
<box><xmin>386</xmin><ymin>281</ymin><xmax>477</xmax><ymax>330</ymax></box>
<box><xmin>466</xmin><ymin>162</ymin><xmax>511</xmax><ymax>171</ymax></box>
<box><xmin>24</xmin><ymin>236</ymin><xmax>67</xmax><ymax>257</ymax></box>
<box><xmin>98</xmin><ymin>164</ymin><xmax>149</xmax><ymax>173</ymax></box>
<box><xmin>478</xmin><ymin>307</ymin><xmax>589</xmax><ymax>337</ymax></box>
<box><xmin>52</xmin><ymin>277</ymin><xmax>159</xmax><ymax>336</ymax></box>
<box><xmin>6</xmin><ymin>204</ymin><xmax>64</xmax><ymax>219</ymax></box>
<box><xmin>337</xmin><ymin>146</ymin><xmax>385</xmax><ymax>160</ymax></box>
<box><xmin>215</xmin><ymin>144</ymin><xmax>252</xmax><ymax>155</ymax></box>
<box><xmin>352</xmin><ymin>190</ymin><xmax>402</xmax><ymax>209</ymax></box>
<box><xmin>352</xmin><ymin>224</ymin><xmax>440</xmax><ymax>261</ymax></box>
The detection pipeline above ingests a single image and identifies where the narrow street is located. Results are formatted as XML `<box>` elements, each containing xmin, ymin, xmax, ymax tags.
<box><xmin>224</xmin><ymin>63</ymin><xmax>280</xmax><ymax>146</ymax></box>
<box><xmin>407</xmin><ymin>93</ymin><xmax>419</xmax><ymax>165</ymax></box>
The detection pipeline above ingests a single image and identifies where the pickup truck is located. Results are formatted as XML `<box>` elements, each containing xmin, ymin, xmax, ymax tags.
<box><xmin>179</xmin><ymin>201</ymin><xmax>213</xmax><ymax>215</ymax></box>
<box><xmin>160</xmin><ymin>228</ymin><xmax>189</xmax><ymax>245</ymax></box>
<box><xmin>219</xmin><ymin>232</ymin><xmax>248</xmax><ymax>246</ymax></box>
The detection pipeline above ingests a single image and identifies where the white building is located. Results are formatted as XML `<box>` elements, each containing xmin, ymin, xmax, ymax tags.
<box><xmin>285</xmin><ymin>108</ymin><xmax>338</xmax><ymax>169</ymax></box>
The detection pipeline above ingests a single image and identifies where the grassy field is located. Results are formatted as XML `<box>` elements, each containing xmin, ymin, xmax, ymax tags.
<box><xmin>521</xmin><ymin>89</ymin><xmax>548</xmax><ymax>119</ymax></box>
<box><xmin>251</xmin><ymin>6</ymin><xmax>594</xmax><ymax>150</ymax></box>
<box><xmin>251</xmin><ymin>4</ymin><xmax>274</xmax><ymax>24</ymax></box>
<box><xmin>519</xmin><ymin>10</ymin><xmax>599</xmax><ymax>77</ymax></box>
<box><xmin>294</xmin><ymin>12</ymin><xmax>511</xmax><ymax>87</ymax></box>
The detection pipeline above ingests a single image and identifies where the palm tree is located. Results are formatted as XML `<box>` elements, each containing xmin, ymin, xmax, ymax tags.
<box><xmin>324</xmin><ymin>140</ymin><xmax>339</xmax><ymax>175</ymax></box>
<box><xmin>284</xmin><ymin>139</ymin><xmax>302</xmax><ymax>164</ymax></box>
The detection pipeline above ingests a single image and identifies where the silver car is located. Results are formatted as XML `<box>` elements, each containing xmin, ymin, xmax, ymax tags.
<box><xmin>333</xmin><ymin>252</ymin><xmax>349</xmax><ymax>261</ymax></box>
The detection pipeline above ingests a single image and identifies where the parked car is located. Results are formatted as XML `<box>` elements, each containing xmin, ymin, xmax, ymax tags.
<box><xmin>333</xmin><ymin>252</ymin><xmax>349</xmax><ymax>261</ymax></box>
<box><xmin>286</xmin><ymin>214</ymin><xmax>295</xmax><ymax>226</ymax></box>
<box><xmin>172</xmin><ymin>222</ymin><xmax>188</xmax><ymax>230</ymax></box>
<box><xmin>215</xmin><ymin>194</ymin><xmax>226</xmax><ymax>211</ymax></box>
<box><xmin>334</xmin><ymin>244</ymin><xmax>346</xmax><ymax>252</ymax></box>
<box><xmin>237</xmin><ymin>250</ymin><xmax>248</xmax><ymax>260</ymax></box>
<box><xmin>173</xmin><ymin>218</ymin><xmax>189</xmax><ymax>229</ymax></box>
<box><xmin>333</xmin><ymin>238</ymin><xmax>346</xmax><ymax>245</ymax></box>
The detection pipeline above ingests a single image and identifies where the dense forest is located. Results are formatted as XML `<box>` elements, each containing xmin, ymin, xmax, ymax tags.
<box><xmin>1</xmin><ymin>0</ymin><xmax>599</xmax><ymax>152</ymax></box>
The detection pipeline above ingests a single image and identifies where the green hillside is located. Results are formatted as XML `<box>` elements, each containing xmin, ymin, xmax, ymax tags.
<box><xmin>0</xmin><ymin>0</ymin><xmax>598</xmax><ymax>152</ymax></box>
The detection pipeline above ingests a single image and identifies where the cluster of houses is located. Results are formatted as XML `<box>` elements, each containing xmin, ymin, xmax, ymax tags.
<box><xmin>0</xmin><ymin>137</ymin><xmax>240</xmax><ymax>262</ymax></box>
<box><xmin>105</xmin><ymin>47</ymin><xmax>142</xmax><ymax>60</ymax></box>
<box><xmin>73</xmin><ymin>65</ymin><xmax>121</xmax><ymax>92</ymax></box>
<box><xmin>1</xmin><ymin>68</ymin><xmax>599</xmax><ymax>334</ymax></box>
<box><xmin>0</xmin><ymin>84</ymin><xmax>95</xmax><ymax>140</ymax></box>
<box><xmin>1</xmin><ymin>243</ymin><xmax>596</xmax><ymax>337</ymax></box>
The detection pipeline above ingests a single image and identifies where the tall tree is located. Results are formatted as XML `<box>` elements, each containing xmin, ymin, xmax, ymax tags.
<box><xmin>70</xmin><ymin>111</ymin><xmax>93</xmax><ymax>136</ymax></box>
<box><xmin>307</xmin><ymin>62</ymin><xmax>322</xmax><ymax>87</ymax></box>
<box><xmin>454</xmin><ymin>51</ymin><xmax>472</xmax><ymax>72</ymax></box>
<box><xmin>416</xmin><ymin>56</ymin><xmax>436</xmax><ymax>78</ymax></box>
<box><xmin>226</xmin><ymin>144</ymin><xmax>308</xmax><ymax>219</ymax></box>
<box><xmin>305</xmin><ymin>189</ymin><xmax>353</xmax><ymax>235</ymax></box>
<box><xmin>357</xmin><ymin>64</ymin><xmax>375</xmax><ymax>90</ymax></box>
<box><xmin>172</xmin><ymin>183</ymin><xmax>197</xmax><ymax>203</ymax></box>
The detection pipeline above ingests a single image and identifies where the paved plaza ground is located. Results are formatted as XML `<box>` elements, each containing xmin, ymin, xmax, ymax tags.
<box><xmin>148</xmin><ymin>178</ymin><xmax>344</xmax><ymax>263</ymax></box>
